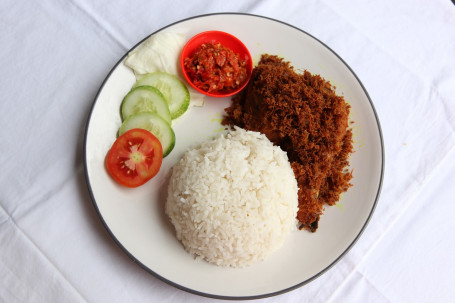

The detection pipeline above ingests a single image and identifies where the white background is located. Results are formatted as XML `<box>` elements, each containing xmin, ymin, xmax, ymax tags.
<box><xmin>1</xmin><ymin>0</ymin><xmax>454</xmax><ymax>302</ymax></box>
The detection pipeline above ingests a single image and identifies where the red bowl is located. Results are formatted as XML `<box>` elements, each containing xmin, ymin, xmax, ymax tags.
<box><xmin>180</xmin><ymin>31</ymin><xmax>253</xmax><ymax>98</ymax></box>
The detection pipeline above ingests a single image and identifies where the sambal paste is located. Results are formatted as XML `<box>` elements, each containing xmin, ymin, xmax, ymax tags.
<box><xmin>183</xmin><ymin>42</ymin><xmax>248</xmax><ymax>93</ymax></box>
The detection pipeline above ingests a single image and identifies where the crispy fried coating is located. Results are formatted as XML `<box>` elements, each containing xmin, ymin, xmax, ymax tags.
<box><xmin>222</xmin><ymin>54</ymin><xmax>354</xmax><ymax>232</ymax></box>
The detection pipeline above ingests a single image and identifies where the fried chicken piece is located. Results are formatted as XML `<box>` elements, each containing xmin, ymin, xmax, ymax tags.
<box><xmin>223</xmin><ymin>54</ymin><xmax>353</xmax><ymax>232</ymax></box>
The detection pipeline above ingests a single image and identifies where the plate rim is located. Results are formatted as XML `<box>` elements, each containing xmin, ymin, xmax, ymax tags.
<box><xmin>83</xmin><ymin>12</ymin><xmax>385</xmax><ymax>300</ymax></box>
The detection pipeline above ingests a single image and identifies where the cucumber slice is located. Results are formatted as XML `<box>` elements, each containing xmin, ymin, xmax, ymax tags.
<box><xmin>119</xmin><ymin>112</ymin><xmax>175</xmax><ymax>157</ymax></box>
<box><xmin>134</xmin><ymin>72</ymin><xmax>190</xmax><ymax>119</ymax></box>
<box><xmin>121</xmin><ymin>86</ymin><xmax>171</xmax><ymax>124</ymax></box>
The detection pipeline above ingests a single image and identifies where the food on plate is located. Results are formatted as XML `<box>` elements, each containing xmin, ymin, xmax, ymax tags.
<box><xmin>125</xmin><ymin>31</ymin><xmax>184</xmax><ymax>76</ymax></box>
<box><xmin>119</xmin><ymin>112</ymin><xmax>175</xmax><ymax>157</ymax></box>
<box><xmin>223</xmin><ymin>54</ymin><xmax>354</xmax><ymax>232</ymax></box>
<box><xmin>165</xmin><ymin>127</ymin><xmax>298</xmax><ymax>267</ymax></box>
<box><xmin>134</xmin><ymin>72</ymin><xmax>190</xmax><ymax>120</ymax></box>
<box><xmin>124</xmin><ymin>30</ymin><xmax>205</xmax><ymax>107</ymax></box>
<box><xmin>183</xmin><ymin>42</ymin><xmax>249</xmax><ymax>94</ymax></box>
<box><xmin>107</xmin><ymin>32</ymin><xmax>197</xmax><ymax>178</ymax></box>
<box><xmin>115</xmin><ymin>71</ymin><xmax>188</xmax><ymax>159</ymax></box>
<box><xmin>121</xmin><ymin>85</ymin><xmax>171</xmax><ymax>124</ymax></box>
<box><xmin>106</xmin><ymin>128</ymin><xmax>163</xmax><ymax>188</ymax></box>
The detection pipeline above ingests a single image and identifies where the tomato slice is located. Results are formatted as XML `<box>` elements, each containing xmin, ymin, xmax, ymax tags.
<box><xmin>106</xmin><ymin>128</ymin><xmax>163</xmax><ymax>188</ymax></box>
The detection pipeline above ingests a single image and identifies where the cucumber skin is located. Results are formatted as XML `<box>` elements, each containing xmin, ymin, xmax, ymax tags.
<box><xmin>170</xmin><ymin>90</ymin><xmax>190</xmax><ymax>120</ymax></box>
<box><xmin>121</xmin><ymin>86</ymin><xmax>171</xmax><ymax>124</ymax></box>
<box><xmin>118</xmin><ymin>112</ymin><xmax>176</xmax><ymax>157</ymax></box>
<box><xmin>162</xmin><ymin>127</ymin><xmax>175</xmax><ymax>157</ymax></box>
<box><xmin>162</xmin><ymin>130</ymin><xmax>175</xmax><ymax>157</ymax></box>
<box><xmin>134</xmin><ymin>72</ymin><xmax>190</xmax><ymax>120</ymax></box>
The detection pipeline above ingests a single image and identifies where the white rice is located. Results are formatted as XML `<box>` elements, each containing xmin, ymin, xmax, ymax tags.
<box><xmin>165</xmin><ymin>127</ymin><xmax>298</xmax><ymax>267</ymax></box>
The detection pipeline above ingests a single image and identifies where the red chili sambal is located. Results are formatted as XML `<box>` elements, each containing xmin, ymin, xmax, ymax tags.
<box><xmin>183</xmin><ymin>42</ymin><xmax>248</xmax><ymax>93</ymax></box>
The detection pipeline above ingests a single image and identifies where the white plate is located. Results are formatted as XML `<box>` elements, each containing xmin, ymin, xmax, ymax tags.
<box><xmin>84</xmin><ymin>13</ymin><xmax>384</xmax><ymax>299</ymax></box>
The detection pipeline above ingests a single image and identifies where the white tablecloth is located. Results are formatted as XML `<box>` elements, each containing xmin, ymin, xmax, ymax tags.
<box><xmin>2</xmin><ymin>0</ymin><xmax>455</xmax><ymax>302</ymax></box>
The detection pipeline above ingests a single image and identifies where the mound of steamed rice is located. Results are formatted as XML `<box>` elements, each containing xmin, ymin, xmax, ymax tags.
<box><xmin>165</xmin><ymin>127</ymin><xmax>298</xmax><ymax>267</ymax></box>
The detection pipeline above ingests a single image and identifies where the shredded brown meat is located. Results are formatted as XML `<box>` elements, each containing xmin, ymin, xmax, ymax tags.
<box><xmin>222</xmin><ymin>54</ymin><xmax>354</xmax><ymax>232</ymax></box>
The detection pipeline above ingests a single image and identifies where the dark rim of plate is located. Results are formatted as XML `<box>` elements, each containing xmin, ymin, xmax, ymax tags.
<box><xmin>83</xmin><ymin>12</ymin><xmax>385</xmax><ymax>301</ymax></box>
